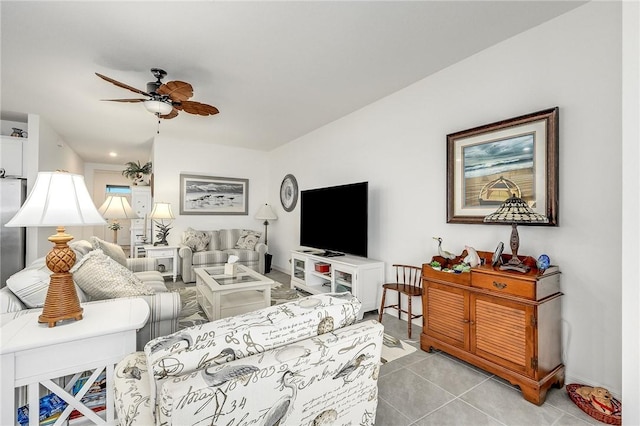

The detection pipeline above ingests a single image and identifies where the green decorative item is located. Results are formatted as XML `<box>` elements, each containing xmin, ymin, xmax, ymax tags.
<box><xmin>154</xmin><ymin>222</ymin><xmax>172</xmax><ymax>246</ymax></box>
<box><xmin>122</xmin><ymin>161</ymin><xmax>152</xmax><ymax>185</ymax></box>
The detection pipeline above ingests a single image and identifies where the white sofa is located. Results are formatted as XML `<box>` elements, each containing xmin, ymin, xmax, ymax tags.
<box><xmin>178</xmin><ymin>228</ymin><xmax>268</xmax><ymax>283</ymax></box>
<box><xmin>0</xmin><ymin>237</ymin><xmax>181</xmax><ymax>351</ymax></box>
<box><xmin>114</xmin><ymin>293</ymin><xmax>384</xmax><ymax>425</ymax></box>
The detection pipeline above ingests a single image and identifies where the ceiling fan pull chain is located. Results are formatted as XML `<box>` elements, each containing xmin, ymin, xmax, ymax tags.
<box><xmin>156</xmin><ymin>114</ymin><xmax>161</xmax><ymax>134</ymax></box>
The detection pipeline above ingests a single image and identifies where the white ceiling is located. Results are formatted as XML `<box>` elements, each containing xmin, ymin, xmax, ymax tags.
<box><xmin>1</xmin><ymin>1</ymin><xmax>585</xmax><ymax>165</ymax></box>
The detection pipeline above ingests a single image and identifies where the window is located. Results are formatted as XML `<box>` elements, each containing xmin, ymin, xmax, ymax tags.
<box><xmin>106</xmin><ymin>185</ymin><xmax>131</xmax><ymax>195</ymax></box>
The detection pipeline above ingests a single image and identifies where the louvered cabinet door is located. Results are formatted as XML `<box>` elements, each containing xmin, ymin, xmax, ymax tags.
<box><xmin>470</xmin><ymin>293</ymin><xmax>535</xmax><ymax>377</ymax></box>
<box><xmin>423</xmin><ymin>281</ymin><xmax>470</xmax><ymax>351</ymax></box>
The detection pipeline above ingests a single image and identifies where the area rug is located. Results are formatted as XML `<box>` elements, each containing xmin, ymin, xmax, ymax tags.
<box><xmin>177</xmin><ymin>283</ymin><xmax>302</xmax><ymax>329</ymax></box>
<box><xmin>176</xmin><ymin>287</ymin><xmax>418</xmax><ymax>364</ymax></box>
<box><xmin>381</xmin><ymin>333</ymin><xmax>417</xmax><ymax>363</ymax></box>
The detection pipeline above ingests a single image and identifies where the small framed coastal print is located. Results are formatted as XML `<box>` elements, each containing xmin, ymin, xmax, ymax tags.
<box><xmin>446</xmin><ymin>107</ymin><xmax>558</xmax><ymax>225</ymax></box>
<box><xmin>180</xmin><ymin>174</ymin><xmax>249</xmax><ymax>215</ymax></box>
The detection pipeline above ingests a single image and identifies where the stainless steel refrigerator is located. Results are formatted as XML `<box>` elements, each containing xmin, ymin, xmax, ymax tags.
<box><xmin>1</xmin><ymin>178</ymin><xmax>26</xmax><ymax>286</ymax></box>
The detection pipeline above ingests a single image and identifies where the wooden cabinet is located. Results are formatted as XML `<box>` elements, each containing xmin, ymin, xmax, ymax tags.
<box><xmin>421</xmin><ymin>252</ymin><xmax>564</xmax><ymax>405</ymax></box>
<box><xmin>290</xmin><ymin>250</ymin><xmax>384</xmax><ymax>318</ymax></box>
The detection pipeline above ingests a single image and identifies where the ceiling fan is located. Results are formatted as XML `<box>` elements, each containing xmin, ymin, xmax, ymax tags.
<box><xmin>95</xmin><ymin>68</ymin><xmax>219</xmax><ymax>119</ymax></box>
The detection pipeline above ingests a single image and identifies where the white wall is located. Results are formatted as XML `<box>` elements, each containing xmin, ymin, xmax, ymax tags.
<box><xmin>268</xmin><ymin>2</ymin><xmax>623</xmax><ymax>395</ymax></box>
<box><xmin>621</xmin><ymin>0</ymin><xmax>640</xmax><ymax>421</ymax></box>
<box><xmin>25</xmin><ymin>114</ymin><xmax>87</xmax><ymax>262</ymax></box>
<box><xmin>151</xmin><ymin>135</ymin><xmax>270</xmax><ymax>245</ymax></box>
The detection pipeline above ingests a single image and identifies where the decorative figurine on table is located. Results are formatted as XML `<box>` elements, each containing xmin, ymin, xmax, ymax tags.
<box><xmin>536</xmin><ymin>254</ymin><xmax>550</xmax><ymax>272</ymax></box>
<box><xmin>433</xmin><ymin>237</ymin><xmax>456</xmax><ymax>260</ymax></box>
<box><xmin>463</xmin><ymin>246</ymin><xmax>481</xmax><ymax>267</ymax></box>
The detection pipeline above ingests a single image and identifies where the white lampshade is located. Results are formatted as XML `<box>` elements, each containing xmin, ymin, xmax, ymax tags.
<box><xmin>144</xmin><ymin>100</ymin><xmax>173</xmax><ymax>116</ymax></box>
<box><xmin>98</xmin><ymin>195</ymin><xmax>138</xmax><ymax>220</ymax></box>
<box><xmin>6</xmin><ymin>171</ymin><xmax>106</xmax><ymax>227</ymax></box>
<box><xmin>255</xmin><ymin>203</ymin><xmax>278</xmax><ymax>221</ymax></box>
<box><xmin>149</xmin><ymin>202</ymin><xmax>175</xmax><ymax>220</ymax></box>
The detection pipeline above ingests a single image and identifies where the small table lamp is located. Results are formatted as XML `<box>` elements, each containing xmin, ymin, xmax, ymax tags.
<box><xmin>149</xmin><ymin>202</ymin><xmax>174</xmax><ymax>246</ymax></box>
<box><xmin>5</xmin><ymin>171</ymin><xmax>106</xmax><ymax>326</ymax></box>
<box><xmin>97</xmin><ymin>195</ymin><xmax>138</xmax><ymax>243</ymax></box>
<box><xmin>255</xmin><ymin>203</ymin><xmax>278</xmax><ymax>245</ymax></box>
<box><xmin>483</xmin><ymin>194</ymin><xmax>549</xmax><ymax>273</ymax></box>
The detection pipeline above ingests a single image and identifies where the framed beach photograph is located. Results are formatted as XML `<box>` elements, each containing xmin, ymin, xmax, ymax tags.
<box><xmin>180</xmin><ymin>174</ymin><xmax>249</xmax><ymax>215</ymax></box>
<box><xmin>446</xmin><ymin>107</ymin><xmax>558</xmax><ymax>225</ymax></box>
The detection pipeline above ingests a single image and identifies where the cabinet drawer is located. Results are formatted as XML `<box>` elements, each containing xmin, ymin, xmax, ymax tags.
<box><xmin>147</xmin><ymin>248</ymin><xmax>174</xmax><ymax>257</ymax></box>
<box><xmin>472</xmin><ymin>274</ymin><xmax>534</xmax><ymax>299</ymax></box>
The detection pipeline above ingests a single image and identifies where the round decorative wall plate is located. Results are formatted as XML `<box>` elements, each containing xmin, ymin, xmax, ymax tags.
<box><xmin>280</xmin><ymin>174</ymin><xmax>298</xmax><ymax>212</ymax></box>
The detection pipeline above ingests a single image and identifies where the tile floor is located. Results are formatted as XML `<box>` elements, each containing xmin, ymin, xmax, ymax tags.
<box><xmin>268</xmin><ymin>269</ymin><xmax>599</xmax><ymax>426</ymax></box>
<box><xmin>178</xmin><ymin>269</ymin><xmax>598</xmax><ymax>425</ymax></box>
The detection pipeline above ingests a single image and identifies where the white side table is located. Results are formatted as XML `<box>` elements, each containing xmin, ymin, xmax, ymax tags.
<box><xmin>0</xmin><ymin>298</ymin><xmax>149</xmax><ymax>426</ymax></box>
<box><xmin>144</xmin><ymin>245</ymin><xmax>179</xmax><ymax>282</ymax></box>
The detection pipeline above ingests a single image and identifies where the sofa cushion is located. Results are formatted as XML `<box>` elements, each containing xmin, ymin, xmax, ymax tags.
<box><xmin>157</xmin><ymin>320</ymin><xmax>382</xmax><ymax>425</ymax></box>
<box><xmin>182</xmin><ymin>228</ymin><xmax>212</xmax><ymax>252</ymax></box>
<box><xmin>223</xmin><ymin>248</ymin><xmax>259</xmax><ymax>263</ymax></box>
<box><xmin>143</xmin><ymin>292</ymin><xmax>361</xmax><ymax>408</ymax></box>
<box><xmin>192</xmin><ymin>250</ymin><xmax>228</xmax><ymax>266</ymax></box>
<box><xmin>90</xmin><ymin>236</ymin><xmax>127</xmax><ymax>266</ymax></box>
<box><xmin>71</xmin><ymin>250</ymin><xmax>155</xmax><ymax>300</ymax></box>
<box><xmin>234</xmin><ymin>229</ymin><xmax>261</xmax><ymax>250</ymax></box>
<box><xmin>0</xmin><ymin>287</ymin><xmax>26</xmax><ymax>313</ymax></box>
<box><xmin>6</xmin><ymin>257</ymin><xmax>89</xmax><ymax>308</ymax></box>
<box><xmin>219</xmin><ymin>229</ymin><xmax>240</xmax><ymax>250</ymax></box>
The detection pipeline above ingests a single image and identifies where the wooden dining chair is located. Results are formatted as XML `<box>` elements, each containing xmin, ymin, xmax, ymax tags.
<box><xmin>378</xmin><ymin>264</ymin><xmax>423</xmax><ymax>338</ymax></box>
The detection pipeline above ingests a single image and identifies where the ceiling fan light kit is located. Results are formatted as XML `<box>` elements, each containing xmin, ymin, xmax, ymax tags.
<box><xmin>96</xmin><ymin>68</ymin><xmax>219</xmax><ymax>121</ymax></box>
<box><xmin>144</xmin><ymin>100</ymin><xmax>173</xmax><ymax>116</ymax></box>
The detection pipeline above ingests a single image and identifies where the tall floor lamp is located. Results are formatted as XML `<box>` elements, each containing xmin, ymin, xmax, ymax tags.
<box><xmin>97</xmin><ymin>195</ymin><xmax>138</xmax><ymax>243</ymax></box>
<box><xmin>255</xmin><ymin>203</ymin><xmax>277</xmax><ymax>274</ymax></box>
<box><xmin>255</xmin><ymin>203</ymin><xmax>278</xmax><ymax>245</ymax></box>
<box><xmin>5</xmin><ymin>171</ymin><xmax>106</xmax><ymax>326</ymax></box>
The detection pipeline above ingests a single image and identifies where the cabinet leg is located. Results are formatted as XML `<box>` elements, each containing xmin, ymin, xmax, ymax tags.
<box><xmin>520</xmin><ymin>366</ymin><xmax>566</xmax><ymax>405</ymax></box>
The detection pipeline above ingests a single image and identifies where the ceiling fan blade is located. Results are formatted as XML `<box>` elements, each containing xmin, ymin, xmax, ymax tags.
<box><xmin>180</xmin><ymin>100</ymin><xmax>219</xmax><ymax>116</ymax></box>
<box><xmin>157</xmin><ymin>80</ymin><xmax>193</xmax><ymax>102</ymax></box>
<box><xmin>95</xmin><ymin>72</ymin><xmax>151</xmax><ymax>97</ymax></box>
<box><xmin>159</xmin><ymin>109</ymin><xmax>179</xmax><ymax>119</ymax></box>
<box><xmin>101</xmin><ymin>98</ymin><xmax>146</xmax><ymax>103</ymax></box>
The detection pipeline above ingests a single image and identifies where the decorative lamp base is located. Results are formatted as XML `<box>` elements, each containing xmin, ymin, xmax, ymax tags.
<box><xmin>499</xmin><ymin>257</ymin><xmax>530</xmax><ymax>273</ymax></box>
<box><xmin>39</xmin><ymin>227</ymin><xmax>84</xmax><ymax>327</ymax></box>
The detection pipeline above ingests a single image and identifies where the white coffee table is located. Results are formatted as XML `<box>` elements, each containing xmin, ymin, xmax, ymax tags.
<box><xmin>0</xmin><ymin>298</ymin><xmax>149</xmax><ymax>426</ymax></box>
<box><xmin>194</xmin><ymin>265</ymin><xmax>274</xmax><ymax>320</ymax></box>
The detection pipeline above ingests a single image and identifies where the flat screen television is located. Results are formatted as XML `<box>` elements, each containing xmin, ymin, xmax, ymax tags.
<box><xmin>300</xmin><ymin>182</ymin><xmax>368</xmax><ymax>257</ymax></box>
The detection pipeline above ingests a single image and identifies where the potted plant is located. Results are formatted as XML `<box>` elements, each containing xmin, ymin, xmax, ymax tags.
<box><xmin>430</xmin><ymin>260</ymin><xmax>441</xmax><ymax>271</ymax></box>
<box><xmin>122</xmin><ymin>161</ymin><xmax>152</xmax><ymax>185</ymax></box>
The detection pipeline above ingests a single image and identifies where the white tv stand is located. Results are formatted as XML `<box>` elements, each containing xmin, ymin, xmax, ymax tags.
<box><xmin>290</xmin><ymin>250</ymin><xmax>384</xmax><ymax>318</ymax></box>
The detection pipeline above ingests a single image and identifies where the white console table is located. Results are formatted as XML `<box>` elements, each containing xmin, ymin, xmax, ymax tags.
<box><xmin>144</xmin><ymin>245</ymin><xmax>179</xmax><ymax>282</ymax></box>
<box><xmin>290</xmin><ymin>250</ymin><xmax>384</xmax><ymax>318</ymax></box>
<box><xmin>0</xmin><ymin>298</ymin><xmax>149</xmax><ymax>426</ymax></box>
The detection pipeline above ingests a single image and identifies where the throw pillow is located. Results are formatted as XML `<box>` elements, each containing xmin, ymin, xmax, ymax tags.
<box><xmin>90</xmin><ymin>236</ymin><xmax>127</xmax><ymax>266</ymax></box>
<box><xmin>71</xmin><ymin>249</ymin><xmax>155</xmax><ymax>300</ymax></box>
<box><xmin>6</xmin><ymin>257</ymin><xmax>89</xmax><ymax>308</ymax></box>
<box><xmin>69</xmin><ymin>239</ymin><xmax>94</xmax><ymax>259</ymax></box>
<box><xmin>183</xmin><ymin>228</ymin><xmax>211</xmax><ymax>252</ymax></box>
<box><xmin>235</xmin><ymin>230</ymin><xmax>261</xmax><ymax>250</ymax></box>
<box><xmin>0</xmin><ymin>287</ymin><xmax>26</xmax><ymax>313</ymax></box>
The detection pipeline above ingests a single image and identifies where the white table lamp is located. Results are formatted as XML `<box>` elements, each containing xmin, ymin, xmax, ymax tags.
<box><xmin>97</xmin><ymin>195</ymin><xmax>138</xmax><ymax>243</ymax></box>
<box><xmin>5</xmin><ymin>171</ymin><xmax>106</xmax><ymax>326</ymax></box>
